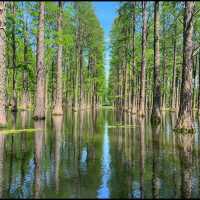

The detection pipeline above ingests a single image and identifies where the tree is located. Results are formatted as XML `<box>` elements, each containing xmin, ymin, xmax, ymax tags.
<box><xmin>52</xmin><ymin>1</ymin><xmax>64</xmax><ymax>115</ymax></box>
<box><xmin>151</xmin><ymin>1</ymin><xmax>161</xmax><ymax>124</ymax></box>
<box><xmin>11</xmin><ymin>2</ymin><xmax>17</xmax><ymax>112</ymax></box>
<box><xmin>21</xmin><ymin>19</ymin><xmax>30</xmax><ymax>109</ymax></box>
<box><xmin>33</xmin><ymin>2</ymin><xmax>45</xmax><ymax>120</ymax></box>
<box><xmin>139</xmin><ymin>1</ymin><xmax>147</xmax><ymax>117</ymax></box>
<box><xmin>175</xmin><ymin>1</ymin><xmax>195</xmax><ymax>132</ymax></box>
<box><xmin>0</xmin><ymin>2</ymin><xmax>7</xmax><ymax>126</ymax></box>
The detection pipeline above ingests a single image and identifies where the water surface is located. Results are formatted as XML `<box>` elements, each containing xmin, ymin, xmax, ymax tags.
<box><xmin>0</xmin><ymin>109</ymin><xmax>200</xmax><ymax>198</ymax></box>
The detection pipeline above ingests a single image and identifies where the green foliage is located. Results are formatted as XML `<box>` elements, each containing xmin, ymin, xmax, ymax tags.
<box><xmin>5</xmin><ymin>2</ymin><xmax>106</xmax><ymax>108</ymax></box>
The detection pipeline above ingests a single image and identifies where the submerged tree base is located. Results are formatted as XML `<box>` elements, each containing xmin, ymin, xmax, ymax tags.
<box><xmin>52</xmin><ymin>108</ymin><xmax>63</xmax><ymax>116</ymax></box>
<box><xmin>0</xmin><ymin>124</ymin><xmax>7</xmax><ymax>128</ymax></box>
<box><xmin>174</xmin><ymin>127</ymin><xmax>195</xmax><ymax>134</ymax></box>
<box><xmin>151</xmin><ymin>115</ymin><xmax>161</xmax><ymax>126</ymax></box>
<box><xmin>33</xmin><ymin>116</ymin><xmax>45</xmax><ymax>120</ymax></box>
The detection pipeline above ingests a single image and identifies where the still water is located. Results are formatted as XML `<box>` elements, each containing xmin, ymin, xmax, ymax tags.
<box><xmin>0</xmin><ymin>108</ymin><xmax>200</xmax><ymax>198</ymax></box>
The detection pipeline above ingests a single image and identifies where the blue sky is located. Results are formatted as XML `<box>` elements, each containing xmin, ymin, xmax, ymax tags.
<box><xmin>93</xmin><ymin>2</ymin><xmax>119</xmax><ymax>84</ymax></box>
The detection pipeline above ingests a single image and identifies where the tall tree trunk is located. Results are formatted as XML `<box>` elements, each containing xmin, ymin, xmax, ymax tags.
<box><xmin>79</xmin><ymin>47</ymin><xmax>83</xmax><ymax>109</ymax></box>
<box><xmin>21</xmin><ymin>20</ymin><xmax>29</xmax><ymax>110</ymax></box>
<box><xmin>171</xmin><ymin>23</ymin><xmax>177</xmax><ymax>110</ymax></box>
<box><xmin>33</xmin><ymin>2</ymin><xmax>45</xmax><ymax>120</ymax></box>
<box><xmin>0</xmin><ymin>2</ymin><xmax>7</xmax><ymax>126</ymax></box>
<box><xmin>139</xmin><ymin>1</ymin><xmax>147</xmax><ymax>117</ymax></box>
<box><xmin>131</xmin><ymin>2</ymin><xmax>136</xmax><ymax>113</ymax></box>
<box><xmin>151</xmin><ymin>2</ymin><xmax>161</xmax><ymax>124</ymax></box>
<box><xmin>175</xmin><ymin>1</ymin><xmax>195</xmax><ymax>132</ymax></box>
<box><xmin>192</xmin><ymin>57</ymin><xmax>197</xmax><ymax>110</ymax></box>
<box><xmin>73</xmin><ymin>3</ymin><xmax>80</xmax><ymax>111</ymax></box>
<box><xmin>11</xmin><ymin>2</ymin><xmax>17</xmax><ymax>112</ymax></box>
<box><xmin>161</xmin><ymin>15</ymin><xmax>167</xmax><ymax>110</ymax></box>
<box><xmin>198</xmin><ymin>51</ymin><xmax>200</xmax><ymax>112</ymax></box>
<box><xmin>52</xmin><ymin>2</ymin><xmax>63</xmax><ymax>115</ymax></box>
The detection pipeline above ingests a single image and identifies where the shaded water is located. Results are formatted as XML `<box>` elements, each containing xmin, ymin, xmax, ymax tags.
<box><xmin>0</xmin><ymin>109</ymin><xmax>200</xmax><ymax>198</ymax></box>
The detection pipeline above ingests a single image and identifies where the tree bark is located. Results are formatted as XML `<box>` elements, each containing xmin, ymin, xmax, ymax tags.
<box><xmin>161</xmin><ymin>15</ymin><xmax>167</xmax><ymax>110</ymax></box>
<box><xmin>139</xmin><ymin>1</ymin><xmax>147</xmax><ymax>117</ymax></box>
<box><xmin>0</xmin><ymin>2</ymin><xmax>7</xmax><ymax>126</ymax></box>
<box><xmin>198</xmin><ymin>51</ymin><xmax>200</xmax><ymax>112</ymax></box>
<box><xmin>33</xmin><ymin>2</ymin><xmax>45</xmax><ymax>120</ymax></box>
<box><xmin>192</xmin><ymin>57</ymin><xmax>197</xmax><ymax>110</ymax></box>
<box><xmin>131</xmin><ymin>2</ymin><xmax>136</xmax><ymax>113</ymax></box>
<box><xmin>73</xmin><ymin>3</ymin><xmax>80</xmax><ymax>111</ymax></box>
<box><xmin>21</xmin><ymin>20</ymin><xmax>29</xmax><ymax>110</ymax></box>
<box><xmin>11</xmin><ymin>2</ymin><xmax>17</xmax><ymax>112</ymax></box>
<box><xmin>175</xmin><ymin>1</ymin><xmax>195</xmax><ymax>132</ymax></box>
<box><xmin>151</xmin><ymin>2</ymin><xmax>161</xmax><ymax>124</ymax></box>
<box><xmin>52</xmin><ymin>2</ymin><xmax>64</xmax><ymax>115</ymax></box>
<box><xmin>171</xmin><ymin>23</ymin><xmax>177</xmax><ymax>110</ymax></box>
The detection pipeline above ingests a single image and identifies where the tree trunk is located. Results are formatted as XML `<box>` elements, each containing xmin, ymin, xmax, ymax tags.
<box><xmin>33</xmin><ymin>2</ymin><xmax>45</xmax><ymax>120</ymax></box>
<box><xmin>52</xmin><ymin>2</ymin><xmax>64</xmax><ymax>115</ymax></box>
<box><xmin>131</xmin><ymin>2</ymin><xmax>136</xmax><ymax>113</ymax></box>
<box><xmin>21</xmin><ymin>20</ymin><xmax>29</xmax><ymax>110</ymax></box>
<box><xmin>73</xmin><ymin>4</ymin><xmax>80</xmax><ymax>111</ymax></box>
<box><xmin>198</xmin><ymin>51</ymin><xmax>200</xmax><ymax>112</ymax></box>
<box><xmin>79</xmin><ymin>47</ymin><xmax>83</xmax><ymax>109</ymax></box>
<box><xmin>192</xmin><ymin>57</ymin><xmax>197</xmax><ymax>110</ymax></box>
<box><xmin>139</xmin><ymin>1</ymin><xmax>147</xmax><ymax>117</ymax></box>
<box><xmin>161</xmin><ymin>16</ymin><xmax>167</xmax><ymax>110</ymax></box>
<box><xmin>11</xmin><ymin>2</ymin><xmax>17</xmax><ymax>112</ymax></box>
<box><xmin>151</xmin><ymin>2</ymin><xmax>161</xmax><ymax>124</ymax></box>
<box><xmin>175</xmin><ymin>1</ymin><xmax>195</xmax><ymax>132</ymax></box>
<box><xmin>0</xmin><ymin>2</ymin><xmax>7</xmax><ymax>126</ymax></box>
<box><xmin>171</xmin><ymin>23</ymin><xmax>177</xmax><ymax>110</ymax></box>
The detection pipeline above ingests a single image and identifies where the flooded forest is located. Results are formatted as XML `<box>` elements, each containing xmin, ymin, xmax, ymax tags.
<box><xmin>0</xmin><ymin>1</ymin><xmax>199</xmax><ymax>199</ymax></box>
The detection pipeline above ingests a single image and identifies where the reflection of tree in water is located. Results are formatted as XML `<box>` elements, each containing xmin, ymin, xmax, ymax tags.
<box><xmin>7</xmin><ymin>112</ymin><xmax>17</xmax><ymax>194</ymax></box>
<box><xmin>108</xmin><ymin>111</ymin><xmax>135</xmax><ymax>198</ymax></box>
<box><xmin>34</xmin><ymin>120</ymin><xmax>44</xmax><ymax>198</ymax></box>
<box><xmin>198</xmin><ymin>118</ymin><xmax>200</xmax><ymax>196</ymax></box>
<box><xmin>0</xmin><ymin>134</ymin><xmax>5</xmax><ymax>198</ymax></box>
<box><xmin>20</xmin><ymin>111</ymin><xmax>29</xmax><ymax>197</ymax></box>
<box><xmin>176</xmin><ymin>134</ymin><xmax>194</xmax><ymax>199</ymax></box>
<box><xmin>53</xmin><ymin>116</ymin><xmax>63</xmax><ymax>193</ymax></box>
<box><xmin>139</xmin><ymin>117</ymin><xmax>145</xmax><ymax>199</ymax></box>
<box><xmin>152</xmin><ymin>124</ymin><xmax>161</xmax><ymax>199</ymax></box>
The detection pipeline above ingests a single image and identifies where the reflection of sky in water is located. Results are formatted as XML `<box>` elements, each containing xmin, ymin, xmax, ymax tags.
<box><xmin>97</xmin><ymin>122</ymin><xmax>111</xmax><ymax>198</ymax></box>
<box><xmin>132</xmin><ymin>182</ymin><xmax>140</xmax><ymax>198</ymax></box>
<box><xmin>80</xmin><ymin>146</ymin><xmax>88</xmax><ymax>173</ymax></box>
<box><xmin>10</xmin><ymin>158</ymin><xmax>35</xmax><ymax>198</ymax></box>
